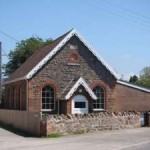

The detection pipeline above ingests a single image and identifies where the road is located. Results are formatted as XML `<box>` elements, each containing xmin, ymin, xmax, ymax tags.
<box><xmin>121</xmin><ymin>142</ymin><xmax>150</xmax><ymax>150</ymax></box>
<box><xmin>0</xmin><ymin>126</ymin><xmax>150</xmax><ymax>150</ymax></box>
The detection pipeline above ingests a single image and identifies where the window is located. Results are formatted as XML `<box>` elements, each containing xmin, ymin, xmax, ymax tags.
<box><xmin>67</xmin><ymin>50</ymin><xmax>80</xmax><ymax>63</ymax></box>
<box><xmin>93</xmin><ymin>86</ymin><xmax>105</xmax><ymax>110</ymax></box>
<box><xmin>75</xmin><ymin>102</ymin><xmax>86</xmax><ymax>108</ymax></box>
<box><xmin>71</xmin><ymin>53</ymin><xmax>78</xmax><ymax>61</ymax></box>
<box><xmin>42</xmin><ymin>86</ymin><xmax>55</xmax><ymax>110</ymax></box>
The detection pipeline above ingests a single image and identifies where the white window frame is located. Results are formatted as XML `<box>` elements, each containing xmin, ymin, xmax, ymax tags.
<box><xmin>41</xmin><ymin>85</ymin><xmax>55</xmax><ymax>111</ymax></box>
<box><xmin>93</xmin><ymin>86</ymin><xmax>105</xmax><ymax>111</ymax></box>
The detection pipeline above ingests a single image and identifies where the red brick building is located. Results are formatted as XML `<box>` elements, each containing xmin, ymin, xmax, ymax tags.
<box><xmin>3</xmin><ymin>29</ymin><xmax>150</xmax><ymax>114</ymax></box>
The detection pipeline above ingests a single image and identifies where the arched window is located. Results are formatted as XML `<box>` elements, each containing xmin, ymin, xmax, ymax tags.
<box><xmin>42</xmin><ymin>86</ymin><xmax>55</xmax><ymax>110</ymax></box>
<box><xmin>93</xmin><ymin>86</ymin><xmax>105</xmax><ymax>110</ymax></box>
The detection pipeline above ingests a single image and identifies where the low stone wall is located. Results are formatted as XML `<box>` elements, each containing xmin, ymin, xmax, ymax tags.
<box><xmin>41</xmin><ymin>112</ymin><xmax>141</xmax><ymax>136</ymax></box>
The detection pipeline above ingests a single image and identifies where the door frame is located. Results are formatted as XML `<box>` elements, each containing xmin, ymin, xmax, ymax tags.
<box><xmin>71</xmin><ymin>94</ymin><xmax>88</xmax><ymax>114</ymax></box>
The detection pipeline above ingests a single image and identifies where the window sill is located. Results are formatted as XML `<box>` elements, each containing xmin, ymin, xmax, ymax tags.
<box><xmin>93</xmin><ymin>109</ymin><xmax>105</xmax><ymax>111</ymax></box>
<box><xmin>41</xmin><ymin>109</ymin><xmax>54</xmax><ymax>112</ymax></box>
<box><xmin>67</xmin><ymin>63</ymin><xmax>80</xmax><ymax>66</ymax></box>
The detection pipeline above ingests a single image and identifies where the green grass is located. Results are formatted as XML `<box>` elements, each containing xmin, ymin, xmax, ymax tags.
<box><xmin>47</xmin><ymin>133</ymin><xmax>62</xmax><ymax>138</ymax></box>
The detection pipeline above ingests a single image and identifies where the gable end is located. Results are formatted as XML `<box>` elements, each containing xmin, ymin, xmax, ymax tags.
<box><xmin>26</xmin><ymin>29</ymin><xmax>120</xmax><ymax>80</ymax></box>
<box><xmin>5</xmin><ymin>29</ymin><xmax>120</xmax><ymax>84</ymax></box>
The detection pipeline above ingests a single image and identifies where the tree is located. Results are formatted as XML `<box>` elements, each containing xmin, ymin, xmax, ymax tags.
<box><xmin>129</xmin><ymin>67</ymin><xmax>150</xmax><ymax>88</ymax></box>
<box><xmin>129</xmin><ymin>75</ymin><xmax>138</xmax><ymax>83</ymax></box>
<box><xmin>137</xmin><ymin>66</ymin><xmax>150</xmax><ymax>88</ymax></box>
<box><xmin>3</xmin><ymin>37</ymin><xmax>52</xmax><ymax>76</ymax></box>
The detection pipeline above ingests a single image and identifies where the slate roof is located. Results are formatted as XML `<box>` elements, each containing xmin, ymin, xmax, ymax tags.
<box><xmin>65</xmin><ymin>77</ymin><xmax>97</xmax><ymax>100</ymax></box>
<box><xmin>60</xmin><ymin>76</ymin><xmax>97</xmax><ymax>100</ymax></box>
<box><xmin>60</xmin><ymin>76</ymin><xmax>80</xmax><ymax>99</ymax></box>
<box><xmin>5</xmin><ymin>29</ymin><xmax>150</xmax><ymax>93</ymax></box>
<box><xmin>117</xmin><ymin>80</ymin><xmax>150</xmax><ymax>93</ymax></box>
<box><xmin>6</xmin><ymin>29</ymin><xmax>120</xmax><ymax>84</ymax></box>
<box><xmin>6</xmin><ymin>30</ymin><xmax>72</xmax><ymax>82</ymax></box>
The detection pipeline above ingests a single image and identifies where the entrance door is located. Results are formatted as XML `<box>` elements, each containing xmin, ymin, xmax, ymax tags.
<box><xmin>72</xmin><ymin>95</ymin><xmax>88</xmax><ymax>114</ymax></box>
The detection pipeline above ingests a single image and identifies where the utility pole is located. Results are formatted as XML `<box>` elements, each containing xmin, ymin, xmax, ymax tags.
<box><xmin>0</xmin><ymin>42</ymin><xmax>2</xmax><ymax>105</ymax></box>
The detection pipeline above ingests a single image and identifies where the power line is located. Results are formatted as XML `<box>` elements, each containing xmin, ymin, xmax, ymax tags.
<box><xmin>79</xmin><ymin>0</ymin><xmax>150</xmax><ymax>31</ymax></box>
<box><xmin>0</xmin><ymin>30</ymin><xmax>17</xmax><ymax>58</ymax></box>
<box><xmin>0</xmin><ymin>30</ymin><xmax>19</xmax><ymax>42</ymax></box>
<box><xmin>105</xmin><ymin>0</ymin><xmax>150</xmax><ymax>22</ymax></box>
<box><xmin>2</xmin><ymin>48</ymin><xmax>8</xmax><ymax>57</ymax></box>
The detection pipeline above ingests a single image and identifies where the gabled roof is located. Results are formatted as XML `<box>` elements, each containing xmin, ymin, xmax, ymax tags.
<box><xmin>117</xmin><ymin>80</ymin><xmax>150</xmax><ymax>93</ymax></box>
<box><xmin>65</xmin><ymin>77</ymin><xmax>97</xmax><ymax>100</ymax></box>
<box><xmin>5</xmin><ymin>29</ymin><xmax>120</xmax><ymax>84</ymax></box>
<box><xmin>6</xmin><ymin>30</ymin><xmax>72</xmax><ymax>83</ymax></box>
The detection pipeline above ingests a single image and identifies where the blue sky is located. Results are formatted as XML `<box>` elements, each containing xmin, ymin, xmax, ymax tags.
<box><xmin>0</xmin><ymin>0</ymin><xmax>150</xmax><ymax>80</ymax></box>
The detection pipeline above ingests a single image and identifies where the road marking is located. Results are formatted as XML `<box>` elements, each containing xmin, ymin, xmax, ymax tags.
<box><xmin>118</xmin><ymin>140</ymin><xmax>150</xmax><ymax>150</ymax></box>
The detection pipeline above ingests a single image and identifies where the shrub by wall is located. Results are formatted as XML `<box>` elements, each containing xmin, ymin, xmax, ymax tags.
<box><xmin>41</xmin><ymin>112</ymin><xmax>141</xmax><ymax>136</ymax></box>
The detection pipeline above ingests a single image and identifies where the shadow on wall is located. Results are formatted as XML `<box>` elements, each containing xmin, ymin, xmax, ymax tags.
<box><xmin>0</xmin><ymin>122</ymin><xmax>36</xmax><ymax>137</ymax></box>
<box><xmin>0</xmin><ymin>97</ymin><xmax>4</xmax><ymax>108</ymax></box>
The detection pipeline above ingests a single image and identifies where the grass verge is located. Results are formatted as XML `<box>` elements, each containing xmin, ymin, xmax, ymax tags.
<box><xmin>47</xmin><ymin>133</ymin><xmax>62</xmax><ymax>138</ymax></box>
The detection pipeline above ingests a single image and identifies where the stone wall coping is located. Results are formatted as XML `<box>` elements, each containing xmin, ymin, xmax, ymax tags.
<box><xmin>42</xmin><ymin>111</ymin><xmax>140</xmax><ymax>121</ymax></box>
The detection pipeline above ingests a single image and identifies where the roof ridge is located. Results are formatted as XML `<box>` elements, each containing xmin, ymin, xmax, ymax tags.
<box><xmin>5</xmin><ymin>29</ymin><xmax>120</xmax><ymax>84</ymax></box>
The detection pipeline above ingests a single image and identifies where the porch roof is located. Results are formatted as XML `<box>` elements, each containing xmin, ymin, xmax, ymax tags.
<box><xmin>60</xmin><ymin>77</ymin><xmax>97</xmax><ymax>100</ymax></box>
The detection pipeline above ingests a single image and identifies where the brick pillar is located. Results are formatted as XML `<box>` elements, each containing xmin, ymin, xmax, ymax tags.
<box><xmin>40</xmin><ymin>121</ymin><xmax>47</xmax><ymax>136</ymax></box>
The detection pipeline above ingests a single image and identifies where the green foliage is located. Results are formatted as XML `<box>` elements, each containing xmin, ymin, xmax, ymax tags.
<box><xmin>129</xmin><ymin>75</ymin><xmax>138</xmax><ymax>83</ymax></box>
<box><xmin>138</xmin><ymin>66</ymin><xmax>150</xmax><ymax>88</ymax></box>
<box><xmin>129</xmin><ymin>67</ymin><xmax>150</xmax><ymax>89</ymax></box>
<box><xmin>3</xmin><ymin>37</ymin><xmax>52</xmax><ymax>76</ymax></box>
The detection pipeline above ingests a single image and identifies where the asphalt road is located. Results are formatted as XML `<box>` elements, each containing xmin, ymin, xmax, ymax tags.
<box><xmin>122</xmin><ymin>142</ymin><xmax>150</xmax><ymax>150</ymax></box>
<box><xmin>0</xmin><ymin>127</ymin><xmax>150</xmax><ymax>150</ymax></box>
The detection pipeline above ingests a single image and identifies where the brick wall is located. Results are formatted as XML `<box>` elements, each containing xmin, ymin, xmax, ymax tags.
<box><xmin>41</xmin><ymin>112</ymin><xmax>141</xmax><ymax>136</ymax></box>
<box><xmin>28</xmin><ymin>36</ymin><xmax>117</xmax><ymax>113</ymax></box>
<box><xmin>4</xmin><ymin>80</ymin><xmax>27</xmax><ymax>110</ymax></box>
<box><xmin>4</xmin><ymin>35</ymin><xmax>150</xmax><ymax>114</ymax></box>
<box><xmin>116</xmin><ymin>83</ymin><xmax>150</xmax><ymax>112</ymax></box>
